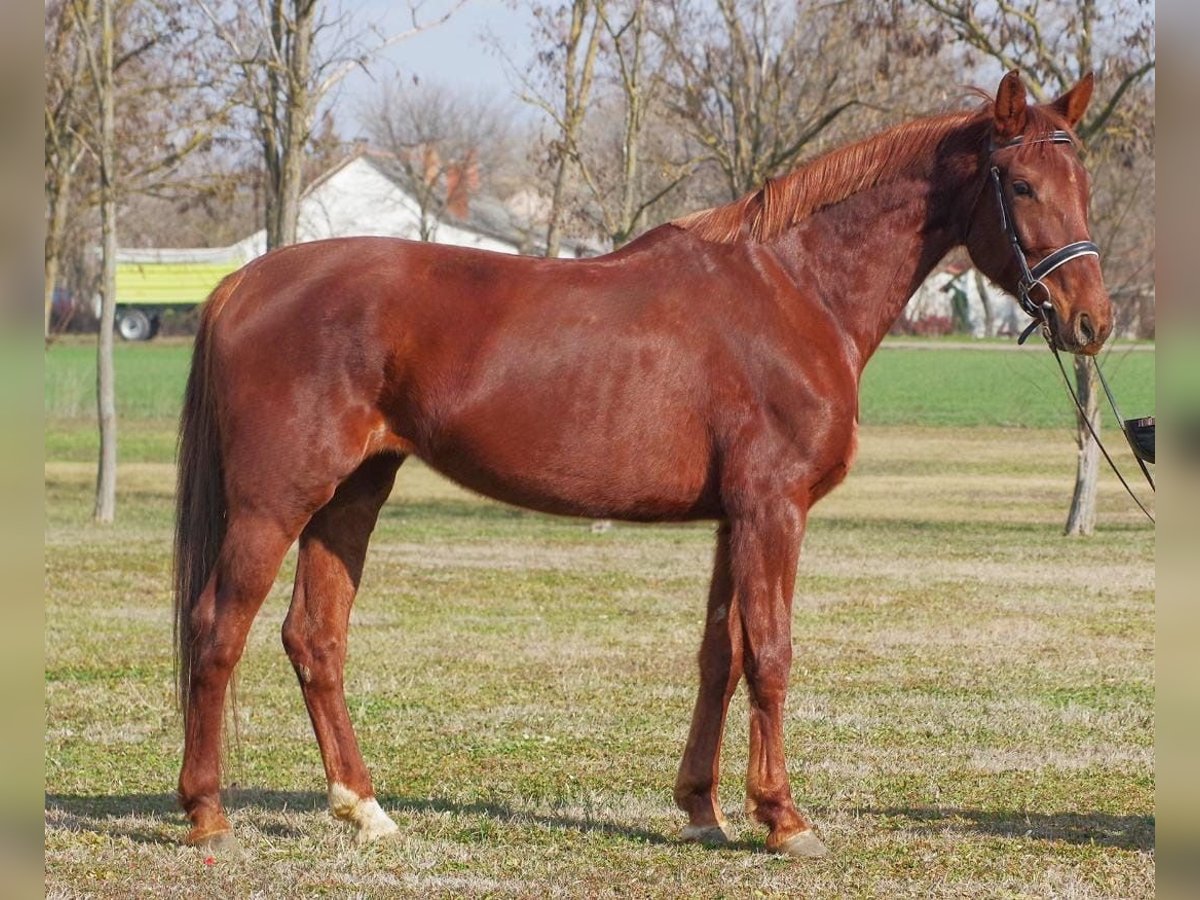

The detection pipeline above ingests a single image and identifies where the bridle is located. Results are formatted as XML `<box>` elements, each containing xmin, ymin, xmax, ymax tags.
<box><xmin>981</xmin><ymin>130</ymin><xmax>1155</xmax><ymax>522</ymax></box>
<box><xmin>985</xmin><ymin>130</ymin><xmax>1101</xmax><ymax>345</ymax></box>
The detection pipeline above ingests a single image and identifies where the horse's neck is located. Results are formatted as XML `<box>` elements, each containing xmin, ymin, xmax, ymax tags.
<box><xmin>768</xmin><ymin>152</ymin><xmax>979</xmax><ymax>373</ymax></box>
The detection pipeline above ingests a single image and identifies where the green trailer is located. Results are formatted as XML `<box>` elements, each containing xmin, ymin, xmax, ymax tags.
<box><xmin>114</xmin><ymin>259</ymin><xmax>242</xmax><ymax>340</ymax></box>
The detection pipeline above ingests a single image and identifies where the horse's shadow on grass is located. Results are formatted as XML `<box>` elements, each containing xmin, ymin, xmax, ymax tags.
<box><xmin>43</xmin><ymin>789</ymin><xmax>674</xmax><ymax>848</ymax></box>
<box><xmin>46</xmin><ymin>792</ymin><xmax>184</xmax><ymax>846</ymax></box>
<box><xmin>860</xmin><ymin>805</ymin><xmax>1154</xmax><ymax>852</ymax></box>
<box><xmin>44</xmin><ymin>792</ymin><xmax>1154</xmax><ymax>853</ymax></box>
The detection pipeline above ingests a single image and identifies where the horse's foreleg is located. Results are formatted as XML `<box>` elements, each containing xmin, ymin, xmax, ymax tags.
<box><xmin>178</xmin><ymin>515</ymin><xmax>296</xmax><ymax>848</ymax></box>
<box><xmin>734</xmin><ymin>503</ymin><xmax>827</xmax><ymax>858</ymax></box>
<box><xmin>674</xmin><ymin>523</ymin><xmax>743</xmax><ymax>844</ymax></box>
<box><xmin>281</xmin><ymin>455</ymin><xmax>403</xmax><ymax>845</ymax></box>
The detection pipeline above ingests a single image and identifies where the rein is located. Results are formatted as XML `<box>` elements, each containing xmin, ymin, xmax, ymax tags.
<box><xmin>990</xmin><ymin>131</ymin><xmax>1155</xmax><ymax>525</ymax></box>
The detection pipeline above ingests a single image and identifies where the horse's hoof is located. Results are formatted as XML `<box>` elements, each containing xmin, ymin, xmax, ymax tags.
<box><xmin>188</xmin><ymin>827</ymin><xmax>240</xmax><ymax>854</ymax></box>
<box><xmin>329</xmin><ymin>784</ymin><xmax>400</xmax><ymax>846</ymax></box>
<box><xmin>354</xmin><ymin>815</ymin><xmax>400</xmax><ymax>846</ymax></box>
<box><xmin>681</xmin><ymin>822</ymin><xmax>733</xmax><ymax>845</ymax></box>
<box><xmin>775</xmin><ymin>829</ymin><xmax>828</xmax><ymax>859</ymax></box>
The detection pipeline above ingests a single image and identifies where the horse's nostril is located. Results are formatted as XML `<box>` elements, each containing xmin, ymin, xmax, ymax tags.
<box><xmin>1077</xmin><ymin>313</ymin><xmax>1095</xmax><ymax>345</ymax></box>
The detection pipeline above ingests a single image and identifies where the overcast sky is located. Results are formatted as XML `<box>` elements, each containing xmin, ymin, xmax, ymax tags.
<box><xmin>333</xmin><ymin>0</ymin><xmax>535</xmax><ymax>137</ymax></box>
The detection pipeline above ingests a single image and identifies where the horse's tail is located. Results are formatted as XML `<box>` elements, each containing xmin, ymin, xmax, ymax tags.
<box><xmin>173</xmin><ymin>275</ymin><xmax>237</xmax><ymax>714</ymax></box>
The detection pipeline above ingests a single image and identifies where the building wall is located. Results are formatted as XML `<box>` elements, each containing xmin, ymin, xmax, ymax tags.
<box><xmin>230</xmin><ymin>157</ymin><xmax>528</xmax><ymax>260</ymax></box>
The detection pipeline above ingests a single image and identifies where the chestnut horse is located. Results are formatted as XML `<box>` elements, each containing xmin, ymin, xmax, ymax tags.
<box><xmin>174</xmin><ymin>71</ymin><xmax>1111</xmax><ymax>857</ymax></box>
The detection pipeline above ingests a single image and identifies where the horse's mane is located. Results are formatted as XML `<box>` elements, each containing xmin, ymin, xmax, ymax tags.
<box><xmin>671</xmin><ymin>99</ymin><xmax>1067</xmax><ymax>244</ymax></box>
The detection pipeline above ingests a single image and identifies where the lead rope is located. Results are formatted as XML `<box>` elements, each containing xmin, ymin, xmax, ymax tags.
<box><xmin>1043</xmin><ymin>335</ymin><xmax>1155</xmax><ymax>524</ymax></box>
<box><xmin>1092</xmin><ymin>355</ymin><xmax>1156</xmax><ymax>492</ymax></box>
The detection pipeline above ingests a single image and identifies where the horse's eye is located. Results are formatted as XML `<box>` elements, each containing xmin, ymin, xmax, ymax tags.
<box><xmin>1012</xmin><ymin>180</ymin><xmax>1033</xmax><ymax>198</ymax></box>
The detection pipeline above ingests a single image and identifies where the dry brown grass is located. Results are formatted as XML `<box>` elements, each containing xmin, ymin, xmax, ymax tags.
<box><xmin>45</xmin><ymin>426</ymin><xmax>1153</xmax><ymax>898</ymax></box>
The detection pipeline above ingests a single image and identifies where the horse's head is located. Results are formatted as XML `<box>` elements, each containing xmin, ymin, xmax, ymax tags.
<box><xmin>966</xmin><ymin>71</ymin><xmax>1113</xmax><ymax>355</ymax></box>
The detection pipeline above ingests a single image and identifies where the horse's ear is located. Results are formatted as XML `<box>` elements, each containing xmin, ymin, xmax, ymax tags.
<box><xmin>1050</xmin><ymin>72</ymin><xmax>1095</xmax><ymax>129</ymax></box>
<box><xmin>993</xmin><ymin>70</ymin><xmax>1028</xmax><ymax>141</ymax></box>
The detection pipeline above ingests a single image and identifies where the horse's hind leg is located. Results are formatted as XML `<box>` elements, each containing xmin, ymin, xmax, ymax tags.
<box><xmin>281</xmin><ymin>454</ymin><xmax>403</xmax><ymax>844</ymax></box>
<box><xmin>178</xmin><ymin>513</ymin><xmax>299</xmax><ymax>847</ymax></box>
<box><xmin>674</xmin><ymin>523</ymin><xmax>743</xmax><ymax>844</ymax></box>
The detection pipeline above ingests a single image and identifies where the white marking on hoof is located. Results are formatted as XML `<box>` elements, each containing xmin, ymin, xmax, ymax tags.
<box><xmin>191</xmin><ymin>828</ymin><xmax>241</xmax><ymax>856</ymax></box>
<box><xmin>328</xmin><ymin>782</ymin><xmax>400</xmax><ymax>845</ymax></box>
<box><xmin>681</xmin><ymin>822</ymin><xmax>733</xmax><ymax>845</ymax></box>
<box><xmin>777</xmin><ymin>829</ymin><xmax>828</xmax><ymax>859</ymax></box>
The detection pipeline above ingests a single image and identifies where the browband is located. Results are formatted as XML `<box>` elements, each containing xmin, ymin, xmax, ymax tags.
<box><xmin>989</xmin><ymin>130</ymin><xmax>1076</xmax><ymax>152</ymax></box>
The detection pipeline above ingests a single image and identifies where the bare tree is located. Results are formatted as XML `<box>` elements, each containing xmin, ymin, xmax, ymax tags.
<box><xmin>512</xmin><ymin>0</ymin><xmax>608</xmax><ymax>257</ymax></box>
<box><xmin>364</xmin><ymin>81</ymin><xmax>515</xmax><ymax>242</ymax></box>
<box><xmin>569</xmin><ymin>0</ymin><xmax>693</xmax><ymax>248</ymax></box>
<box><xmin>47</xmin><ymin>1</ymin><xmax>241</xmax><ymax>520</ymax></box>
<box><xmin>654</xmin><ymin>0</ymin><xmax>865</xmax><ymax>201</ymax></box>
<box><xmin>915</xmin><ymin>0</ymin><xmax>1154</xmax><ymax>142</ymax></box>
<box><xmin>69</xmin><ymin>0</ymin><xmax>119</xmax><ymax>521</ymax></box>
<box><xmin>94</xmin><ymin>0</ymin><xmax>118</xmax><ymax>523</ymax></box>
<box><xmin>912</xmin><ymin>0</ymin><xmax>1155</xmax><ymax>535</ymax></box>
<box><xmin>44</xmin><ymin>2</ymin><xmax>90</xmax><ymax>338</ymax></box>
<box><xmin>199</xmin><ymin>0</ymin><xmax>464</xmax><ymax>251</ymax></box>
<box><xmin>46</xmin><ymin>0</ymin><xmax>236</xmax><ymax>341</ymax></box>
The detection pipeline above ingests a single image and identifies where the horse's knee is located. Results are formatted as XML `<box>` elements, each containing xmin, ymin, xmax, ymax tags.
<box><xmin>281</xmin><ymin>617</ymin><xmax>344</xmax><ymax>687</ymax></box>
<box><xmin>280</xmin><ymin>612</ymin><xmax>305</xmax><ymax>663</ymax></box>
<box><xmin>280</xmin><ymin>616</ymin><xmax>314</xmax><ymax>682</ymax></box>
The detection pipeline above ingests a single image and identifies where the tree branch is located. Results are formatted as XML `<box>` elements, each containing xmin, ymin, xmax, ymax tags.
<box><xmin>315</xmin><ymin>0</ymin><xmax>467</xmax><ymax>98</ymax></box>
<box><xmin>1080</xmin><ymin>59</ymin><xmax>1155</xmax><ymax>142</ymax></box>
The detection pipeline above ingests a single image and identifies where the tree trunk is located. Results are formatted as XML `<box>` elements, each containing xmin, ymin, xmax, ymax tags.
<box><xmin>1063</xmin><ymin>356</ymin><xmax>1100</xmax><ymax>536</ymax></box>
<box><xmin>274</xmin><ymin>52</ymin><xmax>311</xmax><ymax>248</ymax></box>
<box><xmin>263</xmin><ymin>0</ymin><xmax>316</xmax><ymax>250</ymax></box>
<box><xmin>271</xmin><ymin>133</ymin><xmax>306</xmax><ymax>248</ymax></box>
<box><xmin>44</xmin><ymin>179</ymin><xmax>69</xmax><ymax>338</ymax></box>
<box><xmin>1063</xmin><ymin>0</ymin><xmax>1103</xmax><ymax>538</ymax></box>
<box><xmin>94</xmin><ymin>0</ymin><xmax>118</xmax><ymax>523</ymax></box>
<box><xmin>45</xmin><ymin>146</ymin><xmax>77</xmax><ymax>340</ymax></box>
<box><xmin>613</xmin><ymin>0</ymin><xmax>645</xmax><ymax>248</ymax></box>
<box><xmin>545</xmin><ymin>154</ymin><xmax>569</xmax><ymax>259</ymax></box>
<box><xmin>543</xmin><ymin>0</ymin><xmax>604</xmax><ymax>258</ymax></box>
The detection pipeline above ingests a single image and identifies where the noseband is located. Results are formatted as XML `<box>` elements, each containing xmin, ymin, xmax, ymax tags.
<box><xmin>987</xmin><ymin>131</ymin><xmax>1100</xmax><ymax>344</ymax></box>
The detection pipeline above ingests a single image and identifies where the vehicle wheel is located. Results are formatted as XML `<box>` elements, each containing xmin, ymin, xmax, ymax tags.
<box><xmin>116</xmin><ymin>308</ymin><xmax>153</xmax><ymax>341</ymax></box>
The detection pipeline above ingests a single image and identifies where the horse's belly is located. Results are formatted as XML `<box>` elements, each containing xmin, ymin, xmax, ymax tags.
<box><xmin>420</xmin><ymin>418</ymin><xmax>718</xmax><ymax>522</ymax></box>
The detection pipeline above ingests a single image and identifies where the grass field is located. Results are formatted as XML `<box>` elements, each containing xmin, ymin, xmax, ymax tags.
<box><xmin>44</xmin><ymin>337</ymin><xmax>1154</xmax><ymax>898</ymax></box>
